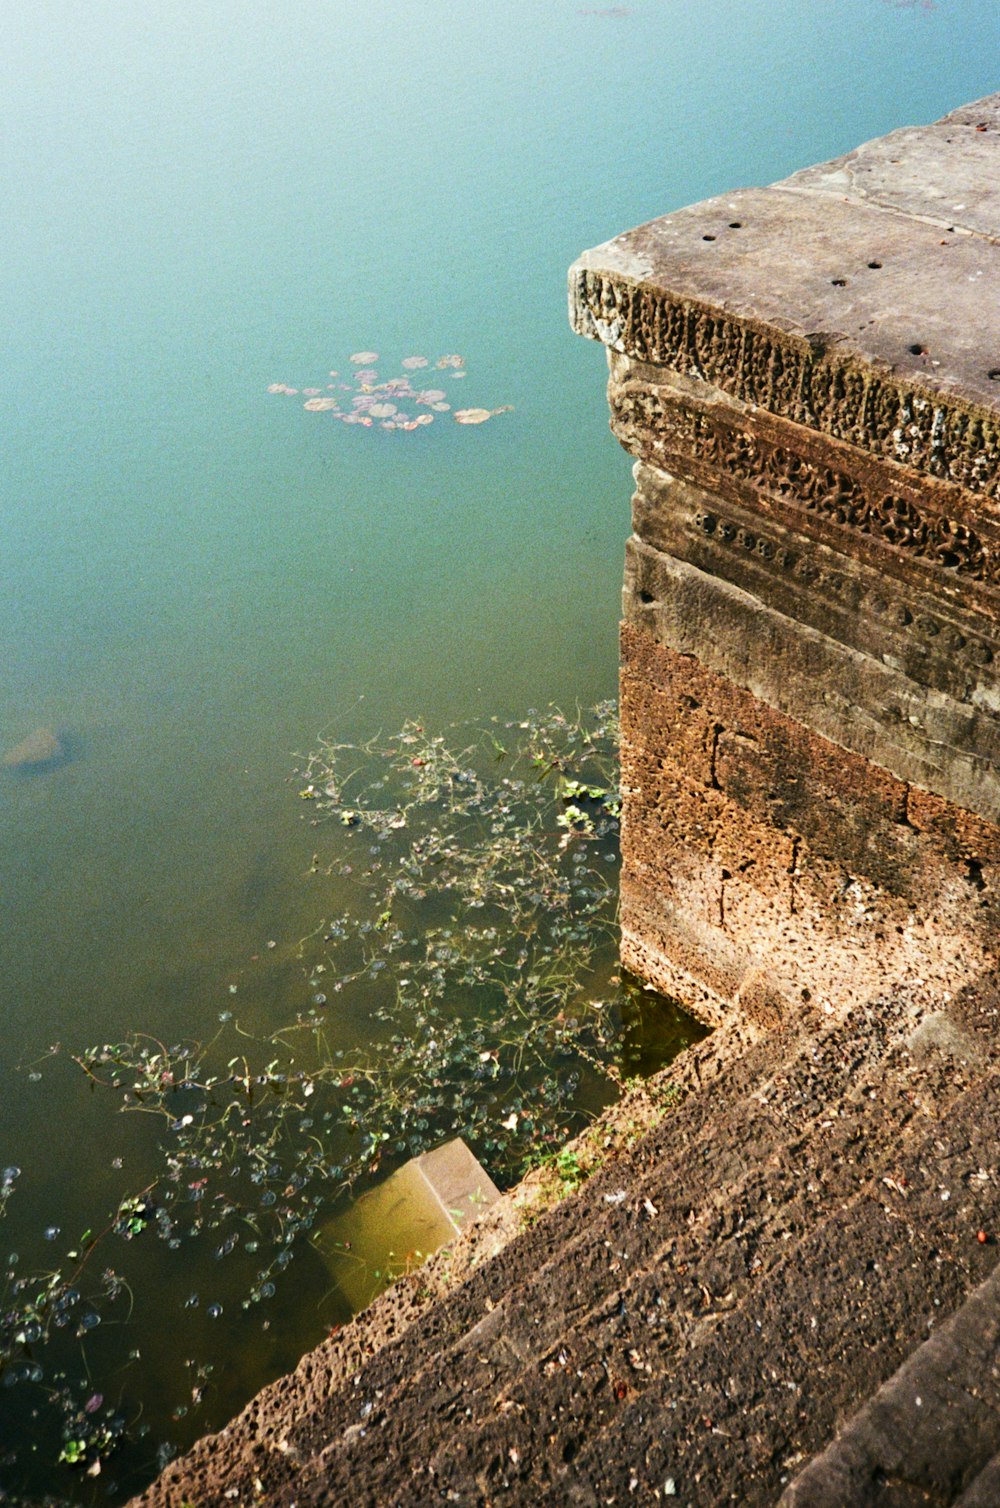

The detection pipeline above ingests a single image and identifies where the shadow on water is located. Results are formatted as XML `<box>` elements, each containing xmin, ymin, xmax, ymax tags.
<box><xmin>619</xmin><ymin>970</ymin><xmax>711</xmax><ymax>1080</ymax></box>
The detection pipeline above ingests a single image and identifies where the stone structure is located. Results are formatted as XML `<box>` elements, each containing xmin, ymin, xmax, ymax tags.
<box><xmin>570</xmin><ymin>95</ymin><xmax>1000</xmax><ymax>1026</ymax></box>
<box><xmin>134</xmin><ymin>100</ymin><xmax>1000</xmax><ymax>1508</ymax></box>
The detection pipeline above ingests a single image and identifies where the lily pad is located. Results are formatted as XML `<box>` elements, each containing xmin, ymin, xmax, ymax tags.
<box><xmin>453</xmin><ymin>408</ymin><xmax>492</xmax><ymax>425</ymax></box>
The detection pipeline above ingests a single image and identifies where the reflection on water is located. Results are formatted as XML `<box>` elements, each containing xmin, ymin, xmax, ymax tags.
<box><xmin>1</xmin><ymin>0</ymin><xmax>995</xmax><ymax>1498</ymax></box>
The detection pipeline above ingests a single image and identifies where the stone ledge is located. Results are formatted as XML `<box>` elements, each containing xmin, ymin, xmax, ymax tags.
<box><xmin>569</xmin><ymin>97</ymin><xmax>1000</xmax><ymax>497</ymax></box>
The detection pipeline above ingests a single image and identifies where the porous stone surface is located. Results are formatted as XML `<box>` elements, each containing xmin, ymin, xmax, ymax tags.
<box><xmin>780</xmin><ymin>1257</ymin><xmax>1000</xmax><ymax>1505</ymax></box>
<box><xmin>132</xmin><ymin>973</ymin><xmax>1000</xmax><ymax>1506</ymax></box>
<box><xmin>572</xmin><ymin>93</ymin><xmax>1000</xmax><ymax>1024</ymax></box>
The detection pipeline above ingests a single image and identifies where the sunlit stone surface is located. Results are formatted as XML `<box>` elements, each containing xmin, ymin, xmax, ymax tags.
<box><xmin>571</xmin><ymin>94</ymin><xmax>1000</xmax><ymax>1023</ymax></box>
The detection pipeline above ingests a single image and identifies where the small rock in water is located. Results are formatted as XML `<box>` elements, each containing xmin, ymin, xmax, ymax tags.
<box><xmin>2</xmin><ymin>727</ymin><xmax>64</xmax><ymax>772</ymax></box>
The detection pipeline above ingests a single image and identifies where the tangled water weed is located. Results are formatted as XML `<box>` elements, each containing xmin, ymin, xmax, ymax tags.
<box><xmin>0</xmin><ymin>704</ymin><xmax>704</xmax><ymax>1500</ymax></box>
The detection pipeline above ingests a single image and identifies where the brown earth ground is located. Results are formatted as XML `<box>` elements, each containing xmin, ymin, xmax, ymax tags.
<box><xmin>134</xmin><ymin>963</ymin><xmax>1000</xmax><ymax>1507</ymax></box>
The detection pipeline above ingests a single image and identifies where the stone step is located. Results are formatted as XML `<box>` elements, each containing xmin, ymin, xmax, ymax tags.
<box><xmin>277</xmin><ymin>996</ymin><xmax>999</xmax><ymax>1505</ymax></box>
<box><xmin>411</xmin><ymin>1060</ymin><xmax>1000</xmax><ymax>1506</ymax></box>
<box><xmin>954</xmin><ymin>1451</ymin><xmax>1000</xmax><ymax>1508</ymax></box>
<box><xmin>135</xmin><ymin>981</ymin><xmax>1000</xmax><ymax>1507</ymax></box>
<box><xmin>133</xmin><ymin>1011</ymin><xmax>781</xmax><ymax>1507</ymax></box>
<box><xmin>778</xmin><ymin>1259</ymin><xmax>1000</xmax><ymax>1506</ymax></box>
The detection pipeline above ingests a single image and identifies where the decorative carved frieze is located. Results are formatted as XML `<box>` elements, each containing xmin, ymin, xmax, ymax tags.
<box><xmin>573</xmin><ymin>268</ymin><xmax>1000</xmax><ymax>498</ymax></box>
<box><xmin>629</xmin><ymin>464</ymin><xmax>998</xmax><ymax>710</ymax></box>
<box><xmin>689</xmin><ymin>504</ymin><xmax>992</xmax><ymax>668</ymax></box>
<box><xmin>609</xmin><ymin>369</ymin><xmax>1000</xmax><ymax>616</ymax></box>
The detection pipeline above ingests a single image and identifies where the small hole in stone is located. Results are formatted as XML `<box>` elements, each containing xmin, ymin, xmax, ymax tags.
<box><xmin>638</xmin><ymin>590</ymin><xmax>654</xmax><ymax>605</ymax></box>
<box><xmin>728</xmin><ymin>221</ymin><xmax>742</xmax><ymax>229</ymax></box>
<box><xmin>966</xmin><ymin>858</ymin><xmax>987</xmax><ymax>893</ymax></box>
<box><xmin>989</xmin><ymin>369</ymin><xmax>1000</xmax><ymax>381</ymax></box>
<box><xmin>702</xmin><ymin>234</ymin><xmax>716</xmax><ymax>241</ymax></box>
<box><xmin>908</xmin><ymin>344</ymin><xmax>927</xmax><ymax>356</ymax></box>
<box><xmin>801</xmin><ymin>988</ymin><xmax>811</xmax><ymax>1003</ymax></box>
<box><xmin>831</xmin><ymin>278</ymin><xmax>848</xmax><ymax>287</ymax></box>
<box><xmin>868</xmin><ymin>260</ymin><xmax>883</xmax><ymax>269</ymax></box>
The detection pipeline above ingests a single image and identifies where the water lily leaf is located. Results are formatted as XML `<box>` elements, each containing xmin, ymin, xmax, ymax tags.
<box><xmin>349</xmin><ymin>352</ymin><xmax>379</xmax><ymax>364</ymax></box>
<box><xmin>402</xmin><ymin>356</ymin><xmax>428</xmax><ymax>369</ymax></box>
<box><xmin>453</xmin><ymin>408</ymin><xmax>492</xmax><ymax>425</ymax></box>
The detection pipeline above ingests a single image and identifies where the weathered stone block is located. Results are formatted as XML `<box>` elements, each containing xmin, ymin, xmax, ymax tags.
<box><xmin>576</xmin><ymin>95</ymin><xmax>1000</xmax><ymax>1022</ymax></box>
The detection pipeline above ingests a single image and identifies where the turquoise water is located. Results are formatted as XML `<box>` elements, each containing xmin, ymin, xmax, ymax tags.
<box><xmin>1</xmin><ymin>0</ymin><xmax>997</xmax><ymax>1498</ymax></box>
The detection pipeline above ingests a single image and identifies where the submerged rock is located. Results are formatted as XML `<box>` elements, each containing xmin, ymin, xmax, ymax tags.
<box><xmin>2</xmin><ymin>727</ymin><xmax>65</xmax><ymax>772</ymax></box>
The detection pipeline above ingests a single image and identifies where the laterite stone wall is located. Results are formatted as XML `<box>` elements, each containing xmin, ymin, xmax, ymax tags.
<box><xmin>571</xmin><ymin>96</ymin><xmax>1000</xmax><ymax>1024</ymax></box>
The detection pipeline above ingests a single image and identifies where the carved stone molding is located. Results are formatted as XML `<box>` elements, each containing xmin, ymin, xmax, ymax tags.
<box><xmin>609</xmin><ymin>368</ymin><xmax>1000</xmax><ymax>615</ymax></box>
<box><xmin>629</xmin><ymin>463</ymin><xmax>998</xmax><ymax>712</ymax></box>
<box><xmin>572</xmin><ymin>269</ymin><xmax>1000</xmax><ymax>499</ymax></box>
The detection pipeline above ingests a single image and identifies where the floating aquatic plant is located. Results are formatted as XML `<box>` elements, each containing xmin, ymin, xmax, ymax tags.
<box><xmin>267</xmin><ymin>351</ymin><xmax>512</xmax><ymax>432</ymax></box>
<box><xmin>0</xmin><ymin>703</ymin><xmax>704</xmax><ymax>1501</ymax></box>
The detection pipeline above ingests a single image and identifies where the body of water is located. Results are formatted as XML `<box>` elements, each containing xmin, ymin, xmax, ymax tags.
<box><xmin>1</xmin><ymin>1</ymin><xmax>996</xmax><ymax>1498</ymax></box>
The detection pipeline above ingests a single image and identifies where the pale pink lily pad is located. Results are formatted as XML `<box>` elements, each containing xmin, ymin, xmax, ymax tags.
<box><xmin>413</xmin><ymin>413</ymin><xmax>434</xmax><ymax>426</ymax></box>
<box><xmin>416</xmin><ymin>388</ymin><xmax>446</xmax><ymax>404</ymax></box>
<box><xmin>402</xmin><ymin>356</ymin><xmax>429</xmax><ymax>369</ymax></box>
<box><xmin>303</xmin><ymin>388</ymin><xmax>321</xmax><ymax>396</ymax></box>
<box><xmin>368</xmin><ymin>402</ymin><xmax>398</xmax><ymax>418</ymax></box>
<box><xmin>349</xmin><ymin>351</ymin><xmax>379</xmax><ymax>364</ymax></box>
<box><xmin>303</xmin><ymin>397</ymin><xmax>340</xmax><ymax>411</ymax></box>
<box><xmin>436</xmin><ymin>354</ymin><xmax>465</xmax><ymax>368</ymax></box>
<box><xmin>454</xmin><ymin>407</ymin><xmax>492</xmax><ymax>425</ymax></box>
<box><xmin>354</xmin><ymin>369</ymin><xmax>378</xmax><ymax>384</ymax></box>
<box><xmin>431</xmin><ymin>401</ymin><xmax>451</xmax><ymax>411</ymax></box>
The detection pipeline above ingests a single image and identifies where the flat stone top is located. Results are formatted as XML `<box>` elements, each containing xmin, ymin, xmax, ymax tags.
<box><xmin>570</xmin><ymin>95</ymin><xmax>1000</xmax><ymax>419</ymax></box>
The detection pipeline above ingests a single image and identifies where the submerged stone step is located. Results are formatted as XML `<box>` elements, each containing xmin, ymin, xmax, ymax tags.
<box><xmin>317</xmin><ymin>1138</ymin><xmax>501</xmax><ymax>1313</ymax></box>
